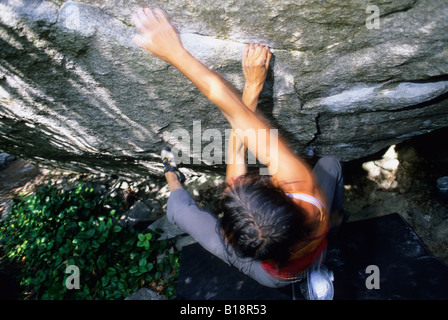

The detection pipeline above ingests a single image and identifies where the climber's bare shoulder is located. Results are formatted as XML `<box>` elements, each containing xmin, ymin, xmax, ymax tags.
<box><xmin>269</xmin><ymin>149</ymin><xmax>315</xmax><ymax>194</ymax></box>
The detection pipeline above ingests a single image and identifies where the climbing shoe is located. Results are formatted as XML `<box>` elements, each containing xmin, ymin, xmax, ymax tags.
<box><xmin>161</xmin><ymin>146</ymin><xmax>186</xmax><ymax>183</ymax></box>
<box><xmin>300</xmin><ymin>265</ymin><xmax>334</xmax><ymax>300</ymax></box>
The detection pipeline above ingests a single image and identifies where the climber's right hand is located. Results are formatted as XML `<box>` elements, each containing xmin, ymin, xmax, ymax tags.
<box><xmin>131</xmin><ymin>8</ymin><xmax>185</xmax><ymax>64</ymax></box>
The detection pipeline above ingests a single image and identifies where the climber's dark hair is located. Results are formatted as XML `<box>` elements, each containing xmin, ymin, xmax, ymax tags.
<box><xmin>219</xmin><ymin>172</ymin><xmax>311</xmax><ymax>267</ymax></box>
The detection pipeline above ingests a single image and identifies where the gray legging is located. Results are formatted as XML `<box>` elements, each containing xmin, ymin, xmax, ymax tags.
<box><xmin>166</xmin><ymin>156</ymin><xmax>344</xmax><ymax>288</ymax></box>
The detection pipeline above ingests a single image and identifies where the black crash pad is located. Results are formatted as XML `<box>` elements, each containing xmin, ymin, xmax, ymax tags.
<box><xmin>176</xmin><ymin>213</ymin><xmax>448</xmax><ymax>300</ymax></box>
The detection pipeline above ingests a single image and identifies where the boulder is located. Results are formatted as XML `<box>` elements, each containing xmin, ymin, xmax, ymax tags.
<box><xmin>0</xmin><ymin>0</ymin><xmax>447</xmax><ymax>177</ymax></box>
<box><xmin>148</xmin><ymin>215</ymin><xmax>184</xmax><ymax>240</ymax></box>
<box><xmin>119</xmin><ymin>200</ymin><xmax>163</xmax><ymax>230</ymax></box>
<box><xmin>0</xmin><ymin>153</ymin><xmax>16</xmax><ymax>171</ymax></box>
<box><xmin>432</xmin><ymin>219</ymin><xmax>448</xmax><ymax>244</ymax></box>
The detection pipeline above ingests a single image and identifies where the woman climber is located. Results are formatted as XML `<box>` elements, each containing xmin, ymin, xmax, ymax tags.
<box><xmin>131</xmin><ymin>7</ymin><xmax>345</xmax><ymax>293</ymax></box>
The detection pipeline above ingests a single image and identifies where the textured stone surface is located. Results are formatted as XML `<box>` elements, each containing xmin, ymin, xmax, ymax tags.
<box><xmin>0</xmin><ymin>0</ymin><xmax>447</xmax><ymax>177</ymax></box>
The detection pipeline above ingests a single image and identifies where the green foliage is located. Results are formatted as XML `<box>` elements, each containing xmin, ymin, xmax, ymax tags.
<box><xmin>0</xmin><ymin>181</ymin><xmax>179</xmax><ymax>300</ymax></box>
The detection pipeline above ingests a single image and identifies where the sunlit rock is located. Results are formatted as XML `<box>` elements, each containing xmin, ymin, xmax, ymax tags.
<box><xmin>1</xmin><ymin>0</ymin><xmax>447</xmax><ymax>177</ymax></box>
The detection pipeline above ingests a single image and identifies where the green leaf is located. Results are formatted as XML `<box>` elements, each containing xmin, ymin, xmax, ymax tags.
<box><xmin>98</xmin><ymin>221</ymin><xmax>106</xmax><ymax>232</ymax></box>
<box><xmin>139</xmin><ymin>266</ymin><xmax>147</xmax><ymax>274</ymax></box>
<box><xmin>85</xmin><ymin>229</ymin><xmax>95</xmax><ymax>238</ymax></box>
<box><xmin>129</xmin><ymin>266</ymin><xmax>139</xmax><ymax>274</ymax></box>
<box><xmin>96</xmin><ymin>256</ymin><xmax>107</xmax><ymax>270</ymax></box>
<box><xmin>101</xmin><ymin>275</ymin><xmax>110</xmax><ymax>287</ymax></box>
<box><xmin>139</xmin><ymin>257</ymin><xmax>147</xmax><ymax>267</ymax></box>
<box><xmin>107</xmin><ymin>267</ymin><xmax>117</xmax><ymax>276</ymax></box>
<box><xmin>91</xmin><ymin>241</ymin><xmax>100</xmax><ymax>249</ymax></box>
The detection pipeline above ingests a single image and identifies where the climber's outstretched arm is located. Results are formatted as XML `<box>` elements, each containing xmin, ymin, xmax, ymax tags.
<box><xmin>225</xmin><ymin>44</ymin><xmax>272</xmax><ymax>185</ymax></box>
<box><xmin>132</xmin><ymin>8</ymin><xmax>314</xmax><ymax>190</ymax></box>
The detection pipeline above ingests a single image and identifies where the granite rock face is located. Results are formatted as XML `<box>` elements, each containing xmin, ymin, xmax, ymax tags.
<box><xmin>0</xmin><ymin>0</ymin><xmax>447</xmax><ymax>177</ymax></box>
